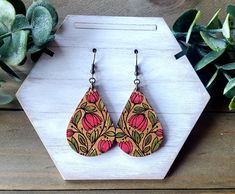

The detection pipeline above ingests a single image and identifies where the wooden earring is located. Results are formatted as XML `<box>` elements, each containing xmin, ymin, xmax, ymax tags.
<box><xmin>116</xmin><ymin>49</ymin><xmax>164</xmax><ymax>157</ymax></box>
<box><xmin>66</xmin><ymin>48</ymin><xmax>115</xmax><ymax>156</ymax></box>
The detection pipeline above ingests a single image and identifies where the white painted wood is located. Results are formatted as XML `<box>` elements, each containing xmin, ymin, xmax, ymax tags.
<box><xmin>16</xmin><ymin>15</ymin><xmax>210</xmax><ymax>180</ymax></box>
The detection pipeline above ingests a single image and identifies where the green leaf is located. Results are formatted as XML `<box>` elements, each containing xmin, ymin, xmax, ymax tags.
<box><xmin>206</xmin><ymin>69</ymin><xmax>219</xmax><ymax>89</ymax></box>
<box><xmin>196</xmin><ymin>47</ymin><xmax>208</xmax><ymax>57</ymax></box>
<box><xmin>142</xmin><ymin>103</ymin><xmax>149</xmax><ymax>110</ymax></box>
<box><xmin>200</xmin><ymin>31</ymin><xmax>227</xmax><ymax>51</ymax></box>
<box><xmin>44</xmin><ymin>34</ymin><xmax>55</xmax><ymax>43</ymax></box>
<box><xmin>222</xmin><ymin>14</ymin><xmax>235</xmax><ymax>44</ymax></box>
<box><xmin>222</xmin><ymin>14</ymin><xmax>230</xmax><ymax>39</ymax></box>
<box><xmin>80</xmin><ymin>146</ymin><xmax>87</xmax><ymax>153</ymax></box>
<box><xmin>194</xmin><ymin>49</ymin><xmax>225</xmax><ymax>71</ymax></box>
<box><xmin>132</xmin><ymin>131</ymin><xmax>141</xmax><ymax>144</ymax></box>
<box><xmin>11</xmin><ymin>14</ymin><xmax>31</xmax><ymax>32</ymax></box>
<box><xmin>186</xmin><ymin>10</ymin><xmax>201</xmax><ymax>43</ymax></box>
<box><xmin>31</xmin><ymin>6</ymin><xmax>53</xmax><ymax>46</ymax></box>
<box><xmin>115</xmin><ymin>132</ymin><xmax>126</xmax><ymax>138</ymax></box>
<box><xmin>125</xmin><ymin>100</ymin><xmax>131</xmax><ymax>112</ymax></box>
<box><xmin>26</xmin><ymin>0</ymin><xmax>58</xmax><ymax>29</ymax></box>
<box><xmin>207</xmin><ymin>9</ymin><xmax>222</xmax><ymax>29</ymax></box>
<box><xmin>89</xmin><ymin>130</ymin><xmax>97</xmax><ymax>143</ymax></box>
<box><xmin>227</xmin><ymin>5</ymin><xmax>235</xmax><ymax>17</ymax></box>
<box><xmin>0</xmin><ymin>22</ymin><xmax>9</xmax><ymax>36</ymax></box>
<box><xmin>148</xmin><ymin>111</ymin><xmax>157</xmax><ymax>127</ymax></box>
<box><xmin>84</xmin><ymin>105</ymin><xmax>96</xmax><ymax>112</ymax></box>
<box><xmin>0</xmin><ymin>32</ymin><xmax>12</xmax><ymax>40</ymax></box>
<box><xmin>143</xmin><ymin>146</ymin><xmax>150</xmax><ymax>153</ymax></box>
<box><xmin>98</xmin><ymin>99</ymin><xmax>104</xmax><ymax>110</ymax></box>
<box><xmin>80</xmin><ymin>102</ymin><xmax>87</xmax><ymax>109</ymax></box>
<box><xmin>229</xmin><ymin>96</ymin><xmax>235</xmax><ymax>111</ymax></box>
<box><xmin>77</xmin><ymin>133</ymin><xmax>87</xmax><ymax>146</ymax></box>
<box><xmin>28</xmin><ymin>35</ymin><xmax>54</xmax><ymax>54</ymax></box>
<box><xmin>105</xmin><ymin>131</ymin><xmax>115</xmax><ymax>137</ymax></box>
<box><xmin>221</xmin><ymin>62</ymin><xmax>235</xmax><ymax>70</ymax></box>
<box><xmin>133</xmin><ymin>106</ymin><xmax>146</xmax><ymax>113</ymax></box>
<box><xmin>173</xmin><ymin>9</ymin><xmax>200</xmax><ymax>33</ymax></box>
<box><xmin>68</xmin><ymin>141</ymin><xmax>77</xmax><ymax>152</ymax></box>
<box><xmin>106</xmin><ymin>115</ymin><xmax>112</xmax><ymax>128</ymax></box>
<box><xmin>89</xmin><ymin>149</ymin><xmax>98</xmax><ymax>156</ymax></box>
<box><xmin>70</xmin><ymin>137</ymin><xmax>79</xmax><ymax>152</ymax></box>
<box><xmin>151</xmin><ymin>137</ymin><xmax>162</xmax><ymax>152</ymax></box>
<box><xmin>0</xmin><ymin>30</ymin><xmax>29</xmax><ymax>66</ymax></box>
<box><xmin>0</xmin><ymin>61</ymin><xmax>20</xmax><ymax>80</ymax></box>
<box><xmin>0</xmin><ymin>0</ymin><xmax>15</xmax><ymax>29</ymax></box>
<box><xmin>133</xmin><ymin>149</ymin><xmax>143</xmax><ymax>157</ymax></box>
<box><xmin>7</xmin><ymin>0</ymin><xmax>26</xmax><ymax>15</ymax></box>
<box><xmin>223</xmin><ymin>78</ymin><xmax>235</xmax><ymax>98</ymax></box>
<box><xmin>0</xmin><ymin>93</ymin><xmax>14</xmax><ymax>105</ymax></box>
<box><xmin>73</xmin><ymin>110</ymin><xmax>82</xmax><ymax>124</ymax></box>
<box><xmin>144</xmin><ymin>134</ymin><xmax>152</xmax><ymax>146</ymax></box>
<box><xmin>118</xmin><ymin>118</ymin><xmax>123</xmax><ymax>129</ymax></box>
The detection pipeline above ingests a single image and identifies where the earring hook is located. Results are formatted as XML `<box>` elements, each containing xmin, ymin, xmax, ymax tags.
<box><xmin>89</xmin><ymin>48</ymin><xmax>97</xmax><ymax>89</ymax></box>
<box><xmin>134</xmin><ymin>49</ymin><xmax>140</xmax><ymax>90</ymax></box>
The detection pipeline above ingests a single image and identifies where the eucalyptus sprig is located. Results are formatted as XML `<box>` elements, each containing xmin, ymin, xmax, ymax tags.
<box><xmin>0</xmin><ymin>0</ymin><xmax>58</xmax><ymax>105</ymax></box>
<box><xmin>173</xmin><ymin>5</ymin><xmax>235</xmax><ymax>110</ymax></box>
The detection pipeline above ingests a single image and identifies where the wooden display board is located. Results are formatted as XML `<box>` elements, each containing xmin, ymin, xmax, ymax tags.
<box><xmin>16</xmin><ymin>15</ymin><xmax>210</xmax><ymax>180</ymax></box>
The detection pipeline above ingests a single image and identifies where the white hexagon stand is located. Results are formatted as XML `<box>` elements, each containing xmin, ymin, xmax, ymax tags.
<box><xmin>16</xmin><ymin>15</ymin><xmax>210</xmax><ymax>180</ymax></box>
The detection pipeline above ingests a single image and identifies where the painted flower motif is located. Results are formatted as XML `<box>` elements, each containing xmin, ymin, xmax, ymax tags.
<box><xmin>86</xmin><ymin>90</ymin><xmax>99</xmax><ymax>103</ymax></box>
<box><xmin>130</xmin><ymin>91</ymin><xmax>143</xmax><ymax>104</ymax></box>
<box><xmin>156</xmin><ymin>128</ymin><xmax>163</xmax><ymax>138</ymax></box>
<box><xmin>128</xmin><ymin>114</ymin><xmax>148</xmax><ymax>132</ymax></box>
<box><xmin>66</xmin><ymin>129</ymin><xmax>74</xmax><ymax>137</ymax></box>
<box><xmin>82</xmin><ymin>113</ymin><xmax>102</xmax><ymax>131</ymax></box>
<box><xmin>119</xmin><ymin>141</ymin><xmax>133</xmax><ymax>154</ymax></box>
<box><xmin>98</xmin><ymin>139</ymin><xmax>112</xmax><ymax>153</ymax></box>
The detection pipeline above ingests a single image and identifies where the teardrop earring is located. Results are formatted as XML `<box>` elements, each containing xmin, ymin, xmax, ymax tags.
<box><xmin>116</xmin><ymin>49</ymin><xmax>164</xmax><ymax>157</ymax></box>
<box><xmin>66</xmin><ymin>48</ymin><xmax>115</xmax><ymax>156</ymax></box>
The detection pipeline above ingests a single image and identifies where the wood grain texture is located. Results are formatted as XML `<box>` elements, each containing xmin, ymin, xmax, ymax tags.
<box><xmin>16</xmin><ymin>15</ymin><xmax>210</xmax><ymax>180</ymax></box>
<box><xmin>0</xmin><ymin>111</ymin><xmax>234</xmax><ymax>189</ymax></box>
<box><xmin>0</xmin><ymin>190</ymin><xmax>234</xmax><ymax>194</ymax></box>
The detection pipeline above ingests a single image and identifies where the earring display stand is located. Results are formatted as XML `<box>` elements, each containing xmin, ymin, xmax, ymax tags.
<box><xmin>16</xmin><ymin>15</ymin><xmax>210</xmax><ymax>180</ymax></box>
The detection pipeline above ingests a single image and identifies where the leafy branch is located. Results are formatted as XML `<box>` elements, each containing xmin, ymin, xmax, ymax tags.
<box><xmin>173</xmin><ymin>5</ymin><xmax>235</xmax><ymax>110</ymax></box>
<box><xmin>0</xmin><ymin>0</ymin><xmax>58</xmax><ymax>105</ymax></box>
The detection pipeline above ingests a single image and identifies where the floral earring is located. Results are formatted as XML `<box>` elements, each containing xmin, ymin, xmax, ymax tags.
<box><xmin>116</xmin><ymin>49</ymin><xmax>164</xmax><ymax>157</ymax></box>
<box><xmin>66</xmin><ymin>48</ymin><xmax>115</xmax><ymax>156</ymax></box>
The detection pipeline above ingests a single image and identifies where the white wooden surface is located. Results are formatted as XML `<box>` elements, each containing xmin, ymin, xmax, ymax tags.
<box><xmin>16</xmin><ymin>15</ymin><xmax>210</xmax><ymax>180</ymax></box>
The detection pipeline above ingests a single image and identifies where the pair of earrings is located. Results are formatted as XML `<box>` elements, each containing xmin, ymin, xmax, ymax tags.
<box><xmin>66</xmin><ymin>49</ymin><xmax>164</xmax><ymax>157</ymax></box>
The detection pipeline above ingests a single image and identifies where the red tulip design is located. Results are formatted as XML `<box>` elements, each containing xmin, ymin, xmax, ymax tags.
<box><xmin>128</xmin><ymin>114</ymin><xmax>148</xmax><ymax>132</ymax></box>
<box><xmin>66</xmin><ymin>129</ymin><xmax>74</xmax><ymax>137</ymax></box>
<box><xmin>86</xmin><ymin>90</ymin><xmax>99</xmax><ymax>103</ymax></box>
<box><xmin>156</xmin><ymin>128</ymin><xmax>163</xmax><ymax>138</ymax></box>
<box><xmin>98</xmin><ymin>139</ymin><xmax>112</xmax><ymax>153</ymax></box>
<box><xmin>82</xmin><ymin>113</ymin><xmax>102</xmax><ymax>131</ymax></box>
<box><xmin>118</xmin><ymin>141</ymin><xmax>133</xmax><ymax>154</ymax></box>
<box><xmin>130</xmin><ymin>91</ymin><xmax>143</xmax><ymax>104</ymax></box>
